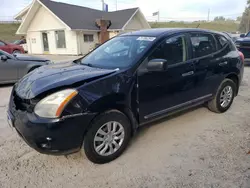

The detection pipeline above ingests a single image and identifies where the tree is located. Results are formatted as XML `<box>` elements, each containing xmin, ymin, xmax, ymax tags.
<box><xmin>239</xmin><ymin>0</ymin><xmax>250</xmax><ymax>32</ymax></box>
<box><xmin>239</xmin><ymin>8</ymin><xmax>250</xmax><ymax>32</ymax></box>
<box><xmin>226</xmin><ymin>18</ymin><xmax>235</xmax><ymax>22</ymax></box>
<box><xmin>214</xmin><ymin>16</ymin><xmax>226</xmax><ymax>21</ymax></box>
<box><xmin>237</xmin><ymin>16</ymin><xmax>242</xmax><ymax>22</ymax></box>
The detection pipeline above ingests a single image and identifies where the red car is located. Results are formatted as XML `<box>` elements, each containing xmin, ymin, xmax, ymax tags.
<box><xmin>0</xmin><ymin>40</ymin><xmax>24</xmax><ymax>54</ymax></box>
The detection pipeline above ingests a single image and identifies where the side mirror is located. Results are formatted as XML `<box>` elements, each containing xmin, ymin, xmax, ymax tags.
<box><xmin>147</xmin><ymin>59</ymin><xmax>167</xmax><ymax>72</ymax></box>
<box><xmin>0</xmin><ymin>55</ymin><xmax>8</xmax><ymax>61</ymax></box>
<box><xmin>240</xmin><ymin>34</ymin><xmax>245</xmax><ymax>38</ymax></box>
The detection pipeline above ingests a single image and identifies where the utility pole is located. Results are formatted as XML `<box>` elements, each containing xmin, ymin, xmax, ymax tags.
<box><xmin>101</xmin><ymin>0</ymin><xmax>104</xmax><ymax>11</ymax></box>
<box><xmin>207</xmin><ymin>8</ymin><xmax>210</xmax><ymax>22</ymax></box>
<box><xmin>115</xmin><ymin>0</ymin><xmax>118</xmax><ymax>11</ymax></box>
<box><xmin>158</xmin><ymin>10</ymin><xmax>160</xmax><ymax>22</ymax></box>
<box><xmin>248</xmin><ymin>9</ymin><xmax>250</xmax><ymax>33</ymax></box>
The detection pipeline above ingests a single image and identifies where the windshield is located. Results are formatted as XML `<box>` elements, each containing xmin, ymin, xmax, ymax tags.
<box><xmin>13</xmin><ymin>40</ymin><xmax>21</xmax><ymax>44</ymax></box>
<box><xmin>246</xmin><ymin>32</ymin><xmax>250</xmax><ymax>37</ymax></box>
<box><xmin>81</xmin><ymin>36</ymin><xmax>156</xmax><ymax>69</ymax></box>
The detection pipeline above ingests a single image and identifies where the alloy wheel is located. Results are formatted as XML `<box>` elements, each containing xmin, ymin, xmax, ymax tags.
<box><xmin>220</xmin><ymin>86</ymin><xmax>233</xmax><ymax>108</ymax></box>
<box><xmin>94</xmin><ymin>121</ymin><xmax>125</xmax><ymax>156</ymax></box>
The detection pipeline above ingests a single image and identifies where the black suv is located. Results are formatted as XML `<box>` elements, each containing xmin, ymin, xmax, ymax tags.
<box><xmin>235</xmin><ymin>32</ymin><xmax>250</xmax><ymax>62</ymax></box>
<box><xmin>7</xmin><ymin>29</ymin><xmax>244</xmax><ymax>164</ymax></box>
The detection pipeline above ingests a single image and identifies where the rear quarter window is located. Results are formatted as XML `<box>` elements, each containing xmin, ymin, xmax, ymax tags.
<box><xmin>215</xmin><ymin>35</ymin><xmax>229</xmax><ymax>49</ymax></box>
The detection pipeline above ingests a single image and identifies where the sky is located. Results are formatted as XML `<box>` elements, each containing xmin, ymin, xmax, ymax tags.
<box><xmin>0</xmin><ymin>0</ymin><xmax>248</xmax><ymax>21</ymax></box>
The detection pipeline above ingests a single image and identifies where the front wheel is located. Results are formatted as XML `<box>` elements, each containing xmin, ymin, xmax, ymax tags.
<box><xmin>208</xmin><ymin>79</ymin><xmax>236</xmax><ymax>113</ymax></box>
<box><xmin>83</xmin><ymin>110</ymin><xmax>131</xmax><ymax>164</ymax></box>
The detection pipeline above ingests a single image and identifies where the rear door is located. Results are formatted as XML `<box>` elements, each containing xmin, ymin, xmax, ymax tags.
<box><xmin>188</xmin><ymin>32</ymin><xmax>224</xmax><ymax>97</ymax></box>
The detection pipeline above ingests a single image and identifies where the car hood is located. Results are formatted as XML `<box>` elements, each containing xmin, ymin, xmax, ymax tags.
<box><xmin>15</xmin><ymin>62</ymin><xmax>117</xmax><ymax>99</ymax></box>
<box><xmin>236</xmin><ymin>37</ymin><xmax>250</xmax><ymax>43</ymax></box>
<box><xmin>14</xmin><ymin>54</ymin><xmax>49</xmax><ymax>62</ymax></box>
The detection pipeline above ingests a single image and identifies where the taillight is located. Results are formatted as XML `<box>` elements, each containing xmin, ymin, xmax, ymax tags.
<box><xmin>239</xmin><ymin>51</ymin><xmax>244</xmax><ymax>63</ymax></box>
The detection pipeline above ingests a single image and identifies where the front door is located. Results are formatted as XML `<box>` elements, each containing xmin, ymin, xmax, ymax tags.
<box><xmin>0</xmin><ymin>55</ymin><xmax>18</xmax><ymax>83</ymax></box>
<box><xmin>138</xmin><ymin>34</ymin><xmax>196</xmax><ymax>123</ymax></box>
<box><xmin>42</xmin><ymin>32</ymin><xmax>49</xmax><ymax>52</ymax></box>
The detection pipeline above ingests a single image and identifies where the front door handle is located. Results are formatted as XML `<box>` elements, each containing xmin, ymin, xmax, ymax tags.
<box><xmin>182</xmin><ymin>71</ymin><xmax>194</xmax><ymax>77</ymax></box>
<box><xmin>219</xmin><ymin>61</ymin><xmax>228</xmax><ymax>66</ymax></box>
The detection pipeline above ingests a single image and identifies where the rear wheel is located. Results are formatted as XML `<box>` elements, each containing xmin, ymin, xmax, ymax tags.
<box><xmin>208</xmin><ymin>79</ymin><xmax>236</xmax><ymax>113</ymax></box>
<box><xmin>83</xmin><ymin>110</ymin><xmax>131</xmax><ymax>164</ymax></box>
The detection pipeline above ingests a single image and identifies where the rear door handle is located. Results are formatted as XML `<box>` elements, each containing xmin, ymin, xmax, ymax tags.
<box><xmin>219</xmin><ymin>61</ymin><xmax>228</xmax><ymax>66</ymax></box>
<box><xmin>182</xmin><ymin>71</ymin><xmax>194</xmax><ymax>77</ymax></box>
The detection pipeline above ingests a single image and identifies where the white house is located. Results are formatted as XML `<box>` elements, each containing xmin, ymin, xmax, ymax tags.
<box><xmin>15</xmin><ymin>0</ymin><xmax>151</xmax><ymax>55</ymax></box>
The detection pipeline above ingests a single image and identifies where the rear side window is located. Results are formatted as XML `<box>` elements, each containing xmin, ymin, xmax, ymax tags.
<box><xmin>149</xmin><ymin>35</ymin><xmax>187</xmax><ymax>65</ymax></box>
<box><xmin>216</xmin><ymin>35</ymin><xmax>228</xmax><ymax>49</ymax></box>
<box><xmin>190</xmin><ymin>33</ymin><xmax>216</xmax><ymax>58</ymax></box>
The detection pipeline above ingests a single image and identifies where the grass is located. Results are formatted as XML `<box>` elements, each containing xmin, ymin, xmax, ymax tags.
<box><xmin>0</xmin><ymin>21</ymin><xmax>239</xmax><ymax>43</ymax></box>
<box><xmin>150</xmin><ymin>21</ymin><xmax>239</xmax><ymax>32</ymax></box>
<box><xmin>0</xmin><ymin>23</ymin><xmax>21</xmax><ymax>42</ymax></box>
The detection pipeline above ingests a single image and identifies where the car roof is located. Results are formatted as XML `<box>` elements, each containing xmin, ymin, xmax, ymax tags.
<box><xmin>120</xmin><ymin>28</ymin><xmax>225</xmax><ymax>38</ymax></box>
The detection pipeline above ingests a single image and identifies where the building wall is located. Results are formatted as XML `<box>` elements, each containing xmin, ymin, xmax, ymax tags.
<box><xmin>21</xmin><ymin>14</ymin><xmax>27</xmax><ymax>21</ymax></box>
<box><xmin>109</xmin><ymin>31</ymin><xmax>119</xmax><ymax>38</ymax></box>
<box><xmin>77</xmin><ymin>31</ymin><xmax>99</xmax><ymax>55</ymax></box>
<box><xmin>108</xmin><ymin>11</ymin><xmax>151</xmax><ymax>38</ymax></box>
<box><xmin>26</xmin><ymin>5</ymin><xmax>79</xmax><ymax>55</ymax></box>
<box><xmin>124</xmin><ymin>14</ymin><xmax>144</xmax><ymax>32</ymax></box>
<box><xmin>124</xmin><ymin>11</ymin><xmax>150</xmax><ymax>32</ymax></box>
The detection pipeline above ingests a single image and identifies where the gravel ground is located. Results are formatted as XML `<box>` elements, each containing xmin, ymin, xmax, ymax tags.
<box><xmin>0</xmin><ymin>68</ymin><xmax>250</xmax><ymax>188</ymax></box>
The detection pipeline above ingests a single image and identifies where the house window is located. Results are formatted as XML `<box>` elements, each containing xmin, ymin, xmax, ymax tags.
<box><xmin>32</xmin><ymin>38</ymin><xmax>36</xmax><ymax>44</ymax></box>
<box><xmin>55</xmin><ymin>30</ymin><xmax>66</xmax><ymax>48</ymax></box>
<box><xmin>84</xmin><ymin>34</ymin><xmax>94</xmax><ymax>42</ymax></box>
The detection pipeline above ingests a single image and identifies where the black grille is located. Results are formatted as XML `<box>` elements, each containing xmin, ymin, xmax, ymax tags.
<box><xmin>12</xmin><ymin>91</ymin><xmax>34</xmax><ymax>112</ymax></box>
<box><xmin>240</xmin><ymin>43</ymin><xmax>250</xmax><ymax>47</ymax></box>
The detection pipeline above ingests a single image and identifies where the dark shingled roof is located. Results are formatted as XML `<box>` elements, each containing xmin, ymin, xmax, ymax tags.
<box><xmin>40</xmin><ymin>0</ymin><xmax>138</xmax><ymax>30</ymax></box>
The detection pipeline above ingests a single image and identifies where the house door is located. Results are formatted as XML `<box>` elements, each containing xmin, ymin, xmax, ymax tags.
<box><xmin>42</xmin><ymin>32</ymin><xmax>49</xmax><ymax>52</ymax></box>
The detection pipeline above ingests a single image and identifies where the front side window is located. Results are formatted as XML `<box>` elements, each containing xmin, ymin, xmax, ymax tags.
<box><xmin>13</xmin><ymin>40</ymin><xmax>21</xmax><ymax>45</ymax></box>
<box><xmin>149</xmin><ymin>35</ymin><xmax>187</xmax><ymax>65</ymax></box>
<box><xmin>190</xmin><ymin>33</ymin><xmax>216</xmax><ymax>58</ymax></box>
<box><xmin>81</xmin><ymin>36</ymin><xmax>155</xmax><ymax>69</ymax></box>
<box><xmin>55</xmin><ymin>30</ymin><xmax>66</xmax><ymax>48</ymax></box>
<box><xmin>246</xmin><ymin>32</ymin><xmax>250</xmax><ymax>37</ymax></box>
<box><xmin>84</xmin><ymin>34</ymin><xmax>94</xmax><ymax>42</ymax></box>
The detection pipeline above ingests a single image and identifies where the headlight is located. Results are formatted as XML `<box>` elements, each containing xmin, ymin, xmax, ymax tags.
<box><xmin>34</xmin><ymin>89</ymin><xmax>78</xmax><ymax>118</ymax></box>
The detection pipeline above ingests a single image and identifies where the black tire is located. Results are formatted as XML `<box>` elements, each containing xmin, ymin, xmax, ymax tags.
<box><xmin>84</xmin><ymin>110</ymin><xmax>131</xmax><ymax>164</ymax></box>
<box><xmin>208</xmin><ymin>79</ymin><xmax>236</xmax><ymax>113</ymax></box>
